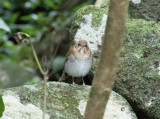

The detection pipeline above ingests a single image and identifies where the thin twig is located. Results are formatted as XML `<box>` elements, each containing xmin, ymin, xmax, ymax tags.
<box><xmin>42</xmin><ymin>74</ymin><xmax>48</xmax><ymax>119</ymax></box>
<box><xmin>14</xmin><ymin>32</ymin><xmax>49</xmax><ymax>119</ymax></box>
<box><xmin>30</xmin><ymin>43</ymin><xmax>44</xmax><ymax>75</ymax></box>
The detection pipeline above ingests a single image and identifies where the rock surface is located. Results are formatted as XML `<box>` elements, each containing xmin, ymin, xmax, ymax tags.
<box><xmin>115</xmin><ymin>19</ymin><xmax>160</xmax><ymax>119</ymax></box>
<box><xmin>0</xmin><ymin>82</ymin><xmax>137</xmax><ymax>119</ymax></box>
<box><xmin>93</xmin><ymin>0</ymin><xmax>160</xmax><ymax>22</ymax></box>
<box><xmin>70</xmin><ymin>5</ymin><xmax>160</xmax><ymax>119</ymax></box>
<box><xmin>129</xmin><ymin>0</ymin><xmax>160</xmax><ymax>22</ymax></box>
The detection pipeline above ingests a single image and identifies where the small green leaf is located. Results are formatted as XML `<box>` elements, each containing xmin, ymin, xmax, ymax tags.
<box><xmin>4</xmin><ymin>1</ymin><xmax>11</xmax><ymax>9</ymax></box>
<box><xmin>0</xmin><ymin>18</ymin><xmax>10</xmax><ymax>32</ymax></box>
<box><xmin>53</xmin><ymin>56</ymin><xmax>65</xmax><ymax>72</ymax></box>
<box><xmin>0</xmin><ymin>95</ymin><xmax>5</xmax><ymax>117</ymax></box>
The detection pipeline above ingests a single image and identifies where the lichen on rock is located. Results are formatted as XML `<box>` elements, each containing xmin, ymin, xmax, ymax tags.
<box><xmin>129</xmin><ymin>0</ymin><xmax>160</xmax><ymax>22</ymax></box>
<box><xmin>70</xmin><ymin>5</ymin><xmax>107</xmax><ymax>54</ymax></box>
<box><xmin>74</xmin><ymin>13</ymin><xmax>107</xmax><ymax>53</ymax></box>
<box><xmin>0</xmin><ymin>82</ymin><xmax>137</xmax><ymax>119</ymax></box>
<box><xmin>114</xmin><ymin>19</ymin><xmax>160</xmax><ymax>119</ymax></box>
<box><xmin>2</xmin><ymin>91</ymin><xmax>50</xmax><ymax>119</ymax></box>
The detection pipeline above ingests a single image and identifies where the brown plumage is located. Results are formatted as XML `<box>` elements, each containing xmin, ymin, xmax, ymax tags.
<box><xmin>65</xmin><ymin>40</ymin><xmax>91</xmax><ymax>62</ymax></box>
<box><xmin>64</xmin><ymin>40</ymin><xmax>92</xmax><ymax>85</ymax></box>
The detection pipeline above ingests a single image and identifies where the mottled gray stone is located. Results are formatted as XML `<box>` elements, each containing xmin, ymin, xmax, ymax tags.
<box><xmin>0</xmin><ymin>82</ymin><xmax>137</xmax><ymax>119</ymax></box>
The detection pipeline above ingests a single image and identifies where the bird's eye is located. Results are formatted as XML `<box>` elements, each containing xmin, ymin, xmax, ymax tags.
<box><xmin>78</xmin><ymin>44</ymin><xmax>80</xmax><ymax>46</ymax></box>
<box><xmin>85</xmin><ymin>45</ymin><xmax>87</xmax><ymax>47</ymax></box>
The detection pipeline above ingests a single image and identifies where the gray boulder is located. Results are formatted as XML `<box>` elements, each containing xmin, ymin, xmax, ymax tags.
<box><xmin>114</xmin><ymin>19</ymin><xmax>160</xmax><ymax>119</ymax></box>
<box><xmin>0</xmin><ymin>82</ymin><xmax>137</xmax><ymax>119</ymax></box>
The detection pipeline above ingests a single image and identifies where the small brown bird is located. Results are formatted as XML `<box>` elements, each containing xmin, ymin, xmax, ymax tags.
<box><xmin>64</xmin><ymin>40</ymin><xmax>92</xmax><ymax>85</ymax></box>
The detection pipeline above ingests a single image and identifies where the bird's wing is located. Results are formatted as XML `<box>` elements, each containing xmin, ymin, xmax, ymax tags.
<box><xmin>65</xmin><ymin>46</ymin><xmax>74</xmax><ymax>62</ymax></box>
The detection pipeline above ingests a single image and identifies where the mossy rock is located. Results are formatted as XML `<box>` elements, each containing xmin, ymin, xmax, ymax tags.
<box><xmin>70</xmin><ymin>4</ymin><xmax>160</xmax><ymax>119</ymax></box>
<box><xmin>70</xmin><ymin>5</ymin><xmax>107</xmax><ymax>41</ymax></box>
<box><xmin>114</xmin><ymin>19</ymin><xmax>160</xmax><ymax>119</ymax></box>
<box><xmin>129</xmin><ymin>0</ymin><xmax>160</xmax><ymax>22</ymax></box>
<box><xmin>0</xmin><ymin>82</ymin><xmax>137</xmax><ymax>119</ymax></box>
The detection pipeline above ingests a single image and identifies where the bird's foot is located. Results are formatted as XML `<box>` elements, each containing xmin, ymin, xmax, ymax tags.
<box><xmin>72</xmin><ymin>81</ymin><xmax>75</xmax><ymax>85</ymax></box>
<box><xmin>82</xmin><ymin>82</ymin><xmax>86</xmax><ymax>86</ymax></box>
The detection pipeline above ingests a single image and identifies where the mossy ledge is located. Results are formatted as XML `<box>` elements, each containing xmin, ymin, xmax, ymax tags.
<box><xmin>129</xmin><ymin>0</ymin><xmax>160</xmax><ymax>22</ymax></box>
<box><xmin>0</xmin><ymin>82</ymin><xmax>137</xmax><ymax>119</ymax></box>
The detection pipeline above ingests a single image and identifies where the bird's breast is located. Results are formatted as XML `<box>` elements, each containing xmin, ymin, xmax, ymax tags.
<box><xmin>64</xmin><ymin>55</ymin><xmax>92</xmax><ymax>77</ymax></box>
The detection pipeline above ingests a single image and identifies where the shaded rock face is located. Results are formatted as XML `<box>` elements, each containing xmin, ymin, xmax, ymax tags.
<box><xmin>99</xmin><ymin>0</ymin><xmax>160</xmax><ymax>22</ymax></box>
<box><xmin>129</xmin><ymin>0</ymin><xmax>160</xmax><ymax>22</ymax></box>
<box><xmin>0</xmin><ymin>82</ymin><xmax>137</xmax><ymax>119</ymax></box>
<box><xmin>114</xmin><ymin>19</ymin><xmax>160</xmax><ymax>119</ymax></box>
<box><xmin>70</xmin><ymin>5</ymin><xmax>160</xmax><ymax>119</ymax></box>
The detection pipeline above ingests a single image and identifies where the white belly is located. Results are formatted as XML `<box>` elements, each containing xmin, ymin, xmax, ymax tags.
<box><xmin>64</xmin><ymin>55</ymin><xmax>92</xmax><ymax>77</ymax></box>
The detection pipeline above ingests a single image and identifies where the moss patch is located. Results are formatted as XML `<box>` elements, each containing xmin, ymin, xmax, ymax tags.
<box><xmin>88</xmin><ymin>18</ymin><xmax>160</xmax><ymax>119</ymax></box>
<box><xmin>70</xmin><ymin>5</ymin><xmax>107</xmax><ymax>41</ymax></box>
<box><xmin>0</xmin><ymin>82</ymin><xmax>137</xmax><ymax>119</ymax></box>
<box><xmin>129</xmin><ymin>0</ymin><xmax>160</xmax><ymax>22</ymax></box>
<box><xmin>0</xmin><ymin>82</ymin><xmax>91</xmax><ymax>119</ymax></box>
<box><xmin>114</xmin><ymin>19</ymin><xmax>160</xmax><ymax>119</ymax></box>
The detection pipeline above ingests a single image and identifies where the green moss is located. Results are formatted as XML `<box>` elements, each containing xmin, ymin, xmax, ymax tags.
<box><xmin>89</xmin><ymin>18</ymin><xmax>160</xmax><ymax>118</ymax></box>
<box><xmin>101</xmin><ymin>0</ymin><xmax>110</xmax><ymax>9</ymax></box>
<box><xmin>0</xmin><ymin>82</ymin><xmax>90</xmax><ymax>119</ymax></box>
<box><xmin>114</xmin><ymin>19</ymin><xmax>160</xmax><ymax>119</ymax></box>
<box><xmin>70</xmin><ymin>5</ymin><xmax>107</xmax><ymax>41</ymax></box>
<box><xmin>0</xmin><ymin>82</ymin><xmax>138</xmax><ymax>119</ymax></box>
<box><xmin>129</xmin><ymin>0</ymin><xmax>160</xmax><ymax>22</ymax></box>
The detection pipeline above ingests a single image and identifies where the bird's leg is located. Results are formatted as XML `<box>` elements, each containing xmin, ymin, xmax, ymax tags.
<box><xmin>59</xmin><ymin>70</ymin><xmax>65</xmax><ymax>82</ymax></box>
<box><xmin>72</xmin><ymin>77</ymin><xmax>75</xmax><ymax>85</ymax></box>
<box><xmin>82</xmin><ymin>77</ymin><xmax>85</xmax><ymax>86</ymax></box>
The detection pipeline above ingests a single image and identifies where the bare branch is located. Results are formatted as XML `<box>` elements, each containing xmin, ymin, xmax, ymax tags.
<box><xmin>84</xmin><ymin>0</ymin><xmax>129</xmax><ymax>119</ymax></box>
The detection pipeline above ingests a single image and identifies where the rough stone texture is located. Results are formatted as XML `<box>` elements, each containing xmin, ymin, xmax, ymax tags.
<box><xmin>91</xmin><ymin>0</ymin><xmax>160</xmax><ymax>22</ymax></box>
<box><xmin>1</xmin><ymin>114</ymin><xmax>14</xmax><ymax>119</ymax></box>
<box><xmin>129</xmin><ymin>0</ymin><xmax>160</xmax><ymax>22</ymax></box>
<box><xmin>0</xmin><ymin>82</ymin><xmax>137</xmax><ymax>119</ymax></box>
<box><xmin>70</xmin><ymin>5</ymin><xmax>160</xmax><ymax>119</ymax></box>
<box><xmin>70</xmin><ymin>5</ymin><xmax>107</xmax><ymax>48</ymax></box>
<box><xmin>115</xmin><ymin>19</ymin><xmax>160</xmax><ymax>119</ymax></box>
<box><xmin>83</xmin><ymin>0</ymin><xmax>160</xmax><ymax>22</ymax></box>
